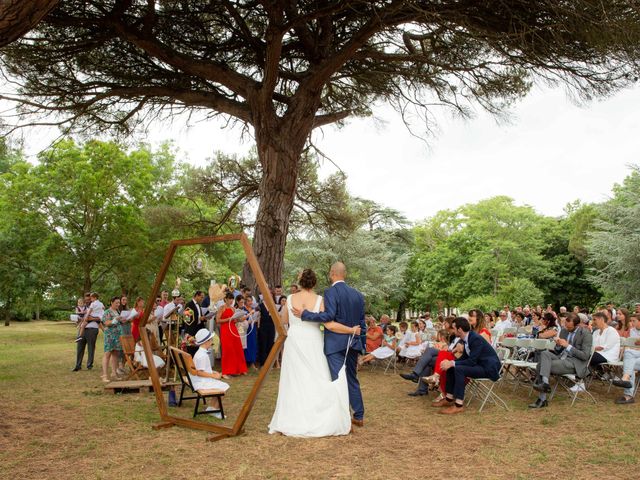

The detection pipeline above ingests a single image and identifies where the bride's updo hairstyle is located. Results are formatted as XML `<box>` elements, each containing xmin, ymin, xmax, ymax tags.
<box><xmin>298</xmin><ymin>269</ymin><xmax>317</xmax><ymax>290</ymax></box>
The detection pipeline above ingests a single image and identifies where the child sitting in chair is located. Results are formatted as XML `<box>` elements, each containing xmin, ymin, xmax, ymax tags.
<box><xmin>134</xmin><ymin>340</ymin><xmax>166</xmax><ymax>369</ymax></box>
<box><xmin>191</xmin><ymin>329</ymin><xmax>230</xmax><ymax>419</ymax></box>
<box><xmin>358</xmin><ymin>325</ymin><xmax>398</xmax><ymax>366</ymax></box>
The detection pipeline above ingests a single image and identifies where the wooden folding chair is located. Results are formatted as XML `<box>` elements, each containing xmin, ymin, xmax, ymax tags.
<box><xmin>169</xmin><ymin>347</ymin><xmax>226</xmax><ymax>419</ymax></box>
<box><xmin>120</xmin><ymin>335</ymin><xmax>145</xmax><ymax>380</ymax></box>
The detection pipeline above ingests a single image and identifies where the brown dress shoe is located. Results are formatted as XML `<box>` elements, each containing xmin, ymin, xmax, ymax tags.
<box><xmin>431</xmin><ymin>398</ymin><xmax>451</xmax><ymax>408</ymax></box>
<box><xmin>351</xmin><ymin>418</ymin><xmax>364</xmax><ymax>427</ymax></box>
<box><xmin>439</xmin><ymin>405</ymin><xmax>465</xmax><ymax>415</ymax></box>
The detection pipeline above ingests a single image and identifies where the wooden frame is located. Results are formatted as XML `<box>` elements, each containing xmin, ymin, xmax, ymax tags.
<box><xmin>138</xmin><ymin>233</ymin><xmax>286</xmax><ymax>441</ymax></box>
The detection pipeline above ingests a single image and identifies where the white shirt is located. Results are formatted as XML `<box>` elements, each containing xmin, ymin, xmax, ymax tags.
<box><xmin>398</xmin><ymin>331</ymin><xmax>413</xmax><ymax>347</ymax></box>
<box><xmin>592</xmin><ymin>326</ymin><xmax>621</xmax><ymax>362</ymax></box>
<box><xmin>190</xmin><ymin>347</ymin><xmax>214</xmax><ymax>391</ymax></box>
<box><xmin>425</xmin><ymin>319</ymin><xmax>434</xmax><ymax>329</ymax></box>
<box><xmin>495</xmin><ymin>318</ymin><xmax>513</xmax><ymax>331</ymax></box>
<box><xmin>86</xmin><ymin>300</ymin><xmax>104</xmax><ymax>328</ymax></box>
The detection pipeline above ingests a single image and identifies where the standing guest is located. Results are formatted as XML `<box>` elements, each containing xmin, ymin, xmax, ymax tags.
<box><xmin>274</xmin><ymin>285</ymin><xmax>284</xmax><ymax>304</ymax></box>
<box><xmin>159</xmin><ymin>290</ymin><xmax>169</xmax><ymax>307</ymax></box>
<box><xmin>243</xmin><ymin>294</ymin><xmax>259</xmax><ymax>370</ymax></box>
<box><xmin>436</xmin><ymin>317</ymin><xmax>501</xmax><ymax>414</ymax></box>
<box><xmin>365</xmin><ymin>317</ymin><xmax>383</xmax><ymax>353</ymax></box>
<box><xmin>590</xmin><ymin>311</ymin><xmax>620</xmax><ymax>371</ymax></box>
<box><xmin>162</xmin><ymin>290</ymin><xmax>184</xmax><ymax>346</ymax></box>
<box><xmin>275</xmin><ymin>296</ymin><xmax>289</xmax><ymax>368</ymax></box>
<box><xmin>72</xmin><ymin>294</ymin><xmax>100</xmax><ymax>372</ymax></box>
<box><xmin>615</xmin><ymin>308</ymin><xmax>631</xmax><ymax>338</ymax></box>
<box><xmin>118</xmin><ymin>295</ymin><xmax>132</xmax><ymax>336</ymax></box>
<box><xmin>217</xmin><ymin>292</ymin><xmax>248</xmax><ymax>378</ymax></box>
<box><xmin>75</xmin><ymin>292</ymin><xmax>104</xmax><ymax>343</ymax></box>
<box><xmin>612</xmin><ymin>314</ymin><xmax>640</xmax><ymax>404</ymax></box>
<box><xmin>289</xmin><ymin>284</ymin><xmax>299</xmax><ymax>294</ymax></box>
<box><xmin>101</xmin><ymin>296</ymin><xmax>123</xmax><ymax>382</ymax></box>
<box><xmin>257</xmin><ymin>289</ymin><xmax>276</xmax><ymax>367</ymax></box>
<box><xmin>183</xmin><ymin>290</ymin><xmax>206</xmax><ymax>356</ymax></box>
<box><xmin>131</xmin><ymin>296</ymin><xmax>145</xmax><ymax>342</ymax></box>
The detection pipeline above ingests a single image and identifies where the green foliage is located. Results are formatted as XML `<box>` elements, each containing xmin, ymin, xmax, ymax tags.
<box><xmin>498</xmin><ymin>278</ymin><xmax>544</xmax><ymax>308</ymax></box>
<box><xmin>458</xmin><ymin>295</ymin><xmax>501</xmax><ymax>315</ymax></box>
<box><xmin>587</xmin><ymin>166</ymin><xmax>640</xmax><ymax>303</ymax></box>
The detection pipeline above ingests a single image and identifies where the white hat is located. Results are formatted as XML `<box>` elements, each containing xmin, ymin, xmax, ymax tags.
<box><xmin>171</xmin><ymin>289</ymin><xmax>180</xmax><ymax>297</ymax></box>
<box><xmin>195</xmin><ymin>328</ymin><xmax>213</xmax><ymax>345</ymax></box>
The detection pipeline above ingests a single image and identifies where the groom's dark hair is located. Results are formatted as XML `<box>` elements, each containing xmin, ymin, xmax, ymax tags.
<box><xmin>299</xmin><ymin>269</ymin><xmax>317</xmax><ymax>289</ymax></box>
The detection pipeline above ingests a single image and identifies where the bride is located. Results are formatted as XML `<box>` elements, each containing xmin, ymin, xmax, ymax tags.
<box><xmin>268</xmin><ymin>268</ymin><xmax>361</xmax><ymax>437</ymax></box>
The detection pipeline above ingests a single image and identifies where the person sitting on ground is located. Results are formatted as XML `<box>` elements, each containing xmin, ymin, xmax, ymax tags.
<box><xmin>399</xmin><ymin>321</ymin><xmax>422</xmax><ymax>359</ymax></box>
<box><xmin>365</xmin><ymin>316</ymin><xmax>383</xmax><ymax>353</ymax></box>
<box><xmin>76</xmin><ymin>292</ymin><xmax>104</xmax><ymax>343</ymax></box>
<box><xmin>434</xmin><ymin>317</ymin><xmax>502</xmax><ymax>415</ymax></box>
<box><xmin>189</xmin><ymin>328</ymin><xmax>230</xmax><ymax>418</ymax></box>
<box><xmin>612</xmin><ymin>314</ymin><xmax>640</xmax><ymax>404</ymax></box>
<box><xmin>590</xmin><ymin>311</ymin><xmax>621</xmax><ymax>373</ymax></box>
<box><xmin>359</xmin><ymin>325</ymin><xmax>398</xmax><ymax>366</ymax></box>
<box><xmin>529</xmin><ymin>313</ymin><xmax>593</xmax><ymax>409</ymax></box>
<box><xmin>401</xmin><ymin>329</ymin><xmax>450</xmax><ymax>397</ymax></box>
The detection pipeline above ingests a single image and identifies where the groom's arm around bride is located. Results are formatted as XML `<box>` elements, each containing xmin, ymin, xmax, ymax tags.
<box><xmin>295</xmin><ymin>262</ymin><xmax>367</xmax><ymax>424</ymax></box>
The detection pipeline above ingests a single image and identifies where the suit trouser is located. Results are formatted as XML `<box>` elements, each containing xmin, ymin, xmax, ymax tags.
<box><xmin>444</xmin><ymin>364</ymin><xmax>487</xmax><ymax>401</ymax></box>
<box><xmin>536</xmin><ymin>350</ymin><xmax>575</xmax><ymax>380</ymax></box>
<box><xmin>622</xmin><ymin>349</ymin><xmax>640</xmax><ymax>396</ymax></box>
<box><xmin>412</xmin><ymin>347</ymin><xmax>439</xmax><ymax>393</ymax></box>
<box><xmin>75</xmin><ymin>327</ymin><xmax>99</xmax><ymax>369</ymax></box>
<box><xmin>327</xmin><ymin>348</ymin><xmax>364</xmax><ymax>420</ymax></box>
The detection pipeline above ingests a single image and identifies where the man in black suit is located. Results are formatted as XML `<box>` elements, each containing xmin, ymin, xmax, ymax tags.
<box><xmin>183</xmin><ymin>290</ymin><xmax>205</xmax><ymax>356</ymax></box>
<box><xmin>435</xmin><ymin>317</ymin><xmax>502</xmax><ymax>415</ymax></box>
<box><xmin>257</xmin><ymin>288</ymin><xmax>276</xmax><ymax>367</ymax></box>
<box><xmin>529</xmin><ymin>312</ymin><xmax>593</xmax><ymax>408</ymax></box>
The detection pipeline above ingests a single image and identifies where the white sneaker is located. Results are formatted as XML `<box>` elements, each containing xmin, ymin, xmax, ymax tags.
<box><xmin>569</xmin><ymin>382</ymin><xmax>585</xmax><ymax>393</ymax></box>
<box><xmin>205</xmin><ymin>406</ymin><xmax>223</xmax><ymax>419</ymax></box>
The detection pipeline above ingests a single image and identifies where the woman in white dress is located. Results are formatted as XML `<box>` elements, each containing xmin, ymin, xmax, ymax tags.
<box><xmin>269</xmin><ymin>269</ymin><xmax>361</xmax><ymax>437</ymax></box>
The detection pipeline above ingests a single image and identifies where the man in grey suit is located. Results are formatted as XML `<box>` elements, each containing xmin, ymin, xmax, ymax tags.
<box><xmin>529</xmin><ymin>312</ymin><xmax>593</xmax><ymax>408</ymax></box>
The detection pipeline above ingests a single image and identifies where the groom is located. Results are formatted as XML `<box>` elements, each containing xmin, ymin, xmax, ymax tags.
<box><xmin>294</xmin><ymin>262</ymin><xmax>367</xmax><ymax>427</ymax></box>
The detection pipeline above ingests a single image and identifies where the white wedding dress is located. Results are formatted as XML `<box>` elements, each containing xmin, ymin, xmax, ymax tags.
<box><xmin>268</xmin><ymin>295</ymin><xmax>351</xmax><ymax>437</ymax></box>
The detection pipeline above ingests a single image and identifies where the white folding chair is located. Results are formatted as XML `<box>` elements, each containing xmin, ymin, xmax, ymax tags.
<box><xmin>466</xmin><ymin>348</ymin><xmax>510</xmax><ymax>412</ymax></box>
<box><xmin>550</xmin><ymin>349</ymin><xmax>598</xmax><ymax>406</ymax></box>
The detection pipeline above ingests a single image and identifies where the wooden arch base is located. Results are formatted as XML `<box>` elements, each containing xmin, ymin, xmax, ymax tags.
<box><xmin>138</xmin><ymin>233</ymin><xmax>286</xmax><ymax>442</ymax></box>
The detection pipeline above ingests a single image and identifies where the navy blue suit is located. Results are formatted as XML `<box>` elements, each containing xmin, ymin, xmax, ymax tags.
<box><xmin>445</xmin><ymin>330</ymin><xmax>501</xmax><ymax>401</ymax></box>
<box><xmin>301</xmin><ymin>281</ymin><xmax>366</xmax><ymax>420</ymax></box>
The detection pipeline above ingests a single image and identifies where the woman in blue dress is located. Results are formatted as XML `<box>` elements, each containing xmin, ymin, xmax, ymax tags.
<box><xmin>243</xmin><ymin>295</ymin><xmax>258</xmax><ymax>370</ymax></box>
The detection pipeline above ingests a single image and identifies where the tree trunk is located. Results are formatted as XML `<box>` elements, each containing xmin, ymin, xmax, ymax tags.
<box><xmin>0</xmin><ymin>0</ymin><xmax>59</xmax><ymax>47</ymax></box>
<box><xmin>4</xmin><ymin>298</ymin><xmax>11</xmax><ymax>326</ymax></box>
<box><xmin>242</xmin><ymin>128</ymin><xmax>302</xmax><ymax>290</ymax></box>
<box><xmin>83</xmin><ymin>268</ymin><xmax>92</xmax><ymax>294</ymax></box>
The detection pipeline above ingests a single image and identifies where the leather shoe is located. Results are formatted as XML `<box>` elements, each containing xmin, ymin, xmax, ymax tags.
<box><xmin>528</xmin><ymin>398</ymin><xmax>548</xmax><ymax>409</ymax></box>
<box><xmin>439</xmin><ymin>405</ymin><xmax>464</xmax><ymax>415</ymax></box>
<box><xmin>532</xmin><ymin>382</ymin><xmax>551</xmax><ymax>393</ymax></box>
<box><xmin>351</xmin><ymin>418</ymin><xmax>364</xmax><ymax>427</ymax></box>
<box><xmin>72</xmin><ymin>367</ymin><xmax>81</xmax><ymax>372</ymax></box>
<box><xmin>408</xmin><ymin>391</ymin><xmax>427</xmax><ymax>397</ymax></box>
<box><xmin>400</xmin><ymin>372</ymin><xmax>419</xmax><ymax>383</ymax></box>
<box><xmin>612</xmin><ymin>379</ymin><xmax>633</xmax><ymax>389</ymax></box>
<box><xmin>614</xmin><ymin>396</ymin><xmax>635</xmax><ymax>405</ymax></box>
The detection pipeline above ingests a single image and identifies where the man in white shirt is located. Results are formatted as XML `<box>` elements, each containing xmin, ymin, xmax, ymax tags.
<box><xmin>162</xmin><ymin>290</ymin><xmax>184</xmax><ymax>344</ymax></box>
<box><xmin>612</xmin><ymin>315</ymin><xmax>640</xmax><ymax>404</ymax></box>
<box><xmin>494</xmin><ymin>311</ymin><xmax>512</xmax><ymax>331</ymax></box>
<box><xmin>73</xmin><ymin>292</ymin><xmax>103</xmax><ymax>371</ymax></box>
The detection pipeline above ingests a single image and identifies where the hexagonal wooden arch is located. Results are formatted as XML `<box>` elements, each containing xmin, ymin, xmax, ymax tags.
<box><xmin>138</xmin><ymin>233</ymin><xmax>285</xmax><ymax>442</ymax></box>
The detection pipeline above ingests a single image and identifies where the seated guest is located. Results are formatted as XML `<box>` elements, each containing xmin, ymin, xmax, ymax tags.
<box><xmin>423</xmin><ymin>312</ymin><xmax>434</xmax><ymax>329</ymax></box>
<box><xmin>399</xmin><ymin>321</ymin><xmax>423</xmax><ymax>359</ymax></box>
<box><xmin>615</xmin><ymin>308</ymin><xmax>631</xmax><ymax>338</ymax></box>
<box><xmin>434</xmin><ymin>317</ymin><xmax>502</xmax><ymax>414</ymax></box>
<box><xmin>494</xmin><ymin>310</ymin><xmax>512</xmax><ymax>332</ymax></box>
<box><xmin>537</xmin><ymin>312</ymin><xmax>559</xmax><ymax>339</ymax></box>
<box><xmin>529</xmin><ymin>313</ymin><xmax>593</xmax><ymax>408</ymax></box>
<box><xmin>468</xmin><ymin>309</ymin><xmax>491</xmax><ymax>343</ymax></box>
<box><xmin>134</xmin><ymin>339</ymin><xmax>165</xmax><ymax>369</ymax></box>
<box><xmin>190</xmin><ymin>329</ymin><xmax>230</xmax><ymax>418</ymax></box>
<box><xmin>401</xmin><ymin>329</ymin><xmax>450</xmax><ymax>397</ymax></box>
<box><xmin>359</xmin><ymin>325</ymin><xmax>398</xmax><ymax>366</ymax></box>
<box><xmin>612</xmin><ymin>314</ymin><xmax>640</xmax><ymax>404</ymax></box>
<box><xmin>365</xmin><ymin>316</ymin><xmax>383</xmax><ymax>353</ymax></box>
<box><xmin>590</xmin><ymin>311</ymin><xmax>620</xmax><ymax>372</ymax></box>
<box><xmin>513</xmin><ymin>311</ymin><xmax>526</xmax><ymax>328</ymax></box>
<box><xmin>378</xmin><ymin>314</ymin><xmax>391</xmax><ymax>333</ymax></box>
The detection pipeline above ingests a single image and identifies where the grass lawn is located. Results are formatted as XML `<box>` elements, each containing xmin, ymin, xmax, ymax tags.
<box><xmin>1</xmin><ymin>321</ymin><xmax>638</xmax><ymax>479</ymax></box>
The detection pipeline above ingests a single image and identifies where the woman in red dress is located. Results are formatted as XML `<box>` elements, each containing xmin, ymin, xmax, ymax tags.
<box><xmin>217</xmin><ymin>292</ymin><xmax>248</xmax><ymax>378</ymax></box>
<box><xmin>131</xmin><ymin>296</ymin><xmax>145</xmax><ymax>342</ymax></box>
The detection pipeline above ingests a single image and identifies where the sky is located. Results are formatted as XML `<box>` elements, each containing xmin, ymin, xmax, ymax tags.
<box><xmin>20</xmin><ymin>82</ymin><xmax>640</xmax><ymax>224</ymax></box>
